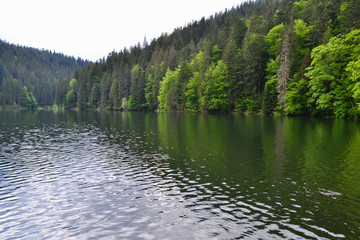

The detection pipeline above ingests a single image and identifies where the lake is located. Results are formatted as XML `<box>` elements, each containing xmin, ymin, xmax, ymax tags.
<box><xmin>0</xmin><ymin>110</ymin><xmax>359</xmax><ymax>239</ymax></box>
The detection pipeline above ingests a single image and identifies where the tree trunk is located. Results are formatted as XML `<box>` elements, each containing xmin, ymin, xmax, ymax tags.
<box><xmin>277</xmin><ymin>28</ymin><xmax>292</xmax><ymax>110</ymax></box>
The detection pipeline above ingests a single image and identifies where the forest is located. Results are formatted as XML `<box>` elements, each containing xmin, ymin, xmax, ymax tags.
<box><xmin>2</xmin><ymin>0</ymin><xmax>359</xmax><ymax>118</ymax></box>
<box><xmin>0</xmin><ymin>40</ymin><xmax>89</xmax><ymax>108</ymax></box>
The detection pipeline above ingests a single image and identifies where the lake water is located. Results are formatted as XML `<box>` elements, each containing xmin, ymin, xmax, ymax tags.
<box><xmin>0</xmin><ymin>110</ymin><xmax>359</xmax><ymax>239</ymax></box>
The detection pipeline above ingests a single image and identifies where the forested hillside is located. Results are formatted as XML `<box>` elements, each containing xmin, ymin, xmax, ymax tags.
<box><xmin>0</xmin><ymin>40</ymin><xmax>89</xmax><ymax>107</ymax></box>
<box><xmin>56</xmin><ymin>0</ymin><xmax>360</xmax><ymax>118</ymax></box>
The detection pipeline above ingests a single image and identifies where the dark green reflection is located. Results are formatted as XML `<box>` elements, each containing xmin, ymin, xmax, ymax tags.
<box><xmin>1</xmin><ymin>110</ymin><xmax>359</xmax><ymax>238</ymax></box>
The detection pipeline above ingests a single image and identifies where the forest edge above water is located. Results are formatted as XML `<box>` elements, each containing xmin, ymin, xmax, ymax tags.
<box><xmin>1</xmin><ymin>0</ymin><xmax>360</xmax><ymax>118</ymax></box>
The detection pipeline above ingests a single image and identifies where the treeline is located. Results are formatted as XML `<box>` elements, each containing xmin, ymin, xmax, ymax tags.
<box><xmin>0</xmin><ymin>40</ymin><xmax>89</xmax><ymax>107</ymax></box>
<box><xmin>56</xmin><ymin>0</ymin><xmax>360</xmax><ymax>118</ymax></box>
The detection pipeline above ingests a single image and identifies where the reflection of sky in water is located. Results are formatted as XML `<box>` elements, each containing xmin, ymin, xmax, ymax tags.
<box><xmin>0</xmin><ymin>111</ymin><xmax>359</xmax><ymax>239</ymax></box>
<box><xmin>0</xmin><ymin>125</ymin><xmax>192</xmax><ymax>239</ymax></box>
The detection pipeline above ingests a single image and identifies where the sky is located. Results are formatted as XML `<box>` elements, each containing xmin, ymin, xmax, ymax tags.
<box><xmin>0</xmin><ymin>0</ymin><xmax>244</xmax><ymax>61</ymax></box>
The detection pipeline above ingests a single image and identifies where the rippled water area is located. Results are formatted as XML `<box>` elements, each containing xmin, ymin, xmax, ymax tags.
<box><xmin>0</xmin><ymin>111</ymin><xmax>360</xmax><ymax>239</ymax></box>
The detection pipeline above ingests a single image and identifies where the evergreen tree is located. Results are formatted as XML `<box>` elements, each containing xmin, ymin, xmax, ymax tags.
<box><xmin>55</xmin><ymin>75</ymin><xmax>69</xmax><ymax>105</ymax></box>
<box><xmin>0</xmin><ymin>39</ymin><xmax>88</xmax><ymax>106</ymax></box>
<box><xmin>129</xmin><ymin>64</ymin><xmax>146</xmax><ymax>110</ymax></box>
<box><xmin>242</xmin><ymin>11</ymin><xmax>268</xmax><ymax>101</ymax></box>
<box><xmin>262</xmin><ymin>57</ymin><xmax>280</xmax><ymax>114</ymax></box>
<box><xmin>46</xmin><ymin>0</ymin><xmax>360</xmax><ymax>119</ymax></box>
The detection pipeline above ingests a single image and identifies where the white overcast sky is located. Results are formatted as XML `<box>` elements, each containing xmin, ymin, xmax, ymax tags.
<box><xmin>0</xmin><ymin>0</ymin><xmax>244</xmax><ymax>61</ymax></box>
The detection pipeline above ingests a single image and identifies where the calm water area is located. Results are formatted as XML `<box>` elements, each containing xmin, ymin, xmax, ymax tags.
<box><xmin>0</xmin><ymin>110</ymin><xmax>359</xmax><ymax>239</ymax></box>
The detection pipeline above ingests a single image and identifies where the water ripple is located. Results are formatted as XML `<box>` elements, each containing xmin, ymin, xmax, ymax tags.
<box><xmin>0</xmin><ymin>113</ymin><xmax>358</xmax><ymax>239</ymax></box>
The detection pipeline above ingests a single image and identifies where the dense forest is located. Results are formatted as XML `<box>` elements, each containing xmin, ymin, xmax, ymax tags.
<box><xmin>0</xmin><ymin>40</ymin><xmax>89</xmax><ymax>107</ymax></box>
<box><xmin>53</xmin><ymin>0</ymin><xmax>359</xmax><ymax>118</ymax></box>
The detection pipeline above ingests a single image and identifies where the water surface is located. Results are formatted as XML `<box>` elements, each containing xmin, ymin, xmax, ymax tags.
<box><xmin>0</xmin><ymin>111</ymin><xmax>359</xmax><ymax>239</ymax></box>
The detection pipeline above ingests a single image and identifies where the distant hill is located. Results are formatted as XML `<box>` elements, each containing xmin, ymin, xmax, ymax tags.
<box><xmin>0</xmin><ymin>40</ymin><xmax>89</xmax><ymax>107</ymax></box>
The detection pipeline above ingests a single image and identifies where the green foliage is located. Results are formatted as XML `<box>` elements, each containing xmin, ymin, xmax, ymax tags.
<box><xmin>346</xmin><ymin>58</ymin><xmax>360</xmax><ymax>114</ymax></box>
<box><xmin>145</xmin><ymin>74</ymin><xmax>156</xmax><ymax>110</ymax></box>
<box><xmin>177</xmin><ymin>60</ymin><xmax>193</xmax><ymax>109</ymax></box>
<box><xmin>285</xmin><ymin>49</ymin><xmax>311</xmax><ymax>115</ymax></box>
<box><xmin>121</xmin><ymin>97</ymin><xmax>128</xmax><ymax>111</ymax></box>
<box><xmin>158</xmin><ymin>68</ymin><xmax>180</xmax><ymax>111</ymax></box>
<box><xmin>265</xmin><ymin>23</ymin><xmax>284</xmax><ymax>58</ymax></box>
<box><xmin>0</xmin><ymin>78</ymin><xmax>22</xmax><ymax>106</ymax></box>
<box><xmin>21</xmin><ymin>86</ymin><xmax>38</xmax><ymax>109</ymax></box>
<box><xmin>262</xmin><ymin>57</ymin><xmax>280</xmax><ymax>114</ymax></box>
<box><xmin>127</xmin><ymin>96</ymin><xmax>136</xmax><ymax>110</ymax></box>
<box><xmin>66</xmin><ymin>79</ymin><xmax>77</xmax><ymax>108</ymax></box>
<box><xmin>223</xmin><ymin>34</ymin><xmax>244</xmax><ymax>110</ymax></box>
<box><xmin>100</xmin><ymin>73</ymin><xmax>112</xmax><ymax>109</ymax></box>
<box><xmin>242</xmin><ymin>12</ymin><xmax>268</xmax><ymax>98</ymax></box>
<box><xmin>266</xmin><ymin>56</ymin><xmax>280</xmax><ymax>78</ymax></box>
<box><xmin>55</xmin><ymin>75</ymin><xmax>68</xmax><ymax>105</ymax></box>
<box><xmin>185</xmin><ymin>72</ymin><xmax>201</xmax><ymax>112</ymax></box>
<box><xmin>294</xmin><ymin>19</ymin><xmax>312</xmax><ymax>63</ymax></box>
<box><xmin>230</xmin><ymin>18</ymin><xmax>248</xmax><ymax>49</ymax></box>
<box><xmin>130</xmin><ymin>64</ymin><xmax>146</xmax><ymax>110</ymax></box>
<box><xmin>262</xmin><ymin>79</ymin><xmax>278</xmax><ymax>114</ymax></box>
<box><xmin>90</xmin><ymin>82</ymin><xmax>101</xmax><ymax>108</ymax></box>
<box><xmin>202</xmin><ymin>60</ymin><xmax>229</xmax><ymax>111</ymax></box>
<box><xmin>182</xmin><ymin>51</ymin><xmax>206</xmax><ymax>112</ymax></box>
<box><xmin>338</xmin><ymin>0</ymin><xmax>360</xmax><ymax>33</ymax></box>
<box><xmin>236</xmin><ymin>97</ymin><xmax>261</xmax><ymax>112</ymax></box>
<box><xmin>294</xmin><ymin>19</ymin><xmax>311</xmax><ymax>41</ymax></box>
<box><xmin>66</xmin><ymin>90</ymin><xmax>76</xmax><ymax>108</ymax></box>
<box><xmin>293</xmin><ymin>0</ymin><xmax>308</xmax><ymax>19</ymax></box>
<box><xmin>0</xmin><ymin>40</ymin><xmax>88</xmax><ymax>106</ymax></box>
<box><xmin>69</xmin><ymin>78</ymin><xmax>77</xmax><ymax>89</ymax></box>
<box><xmin>210</xmin><ymin>45</ymin><xmax>222</xmax><ymax>64</ymax></box>
<box><xmin>109</xmin><ymin>72</ymin><xmax>121</xmax><ymax>109</ymax></box>
<box><xmin>48</xmin><ymin>0</ymin><xmax>360</xmax><ymax>119</ymax></box>
<box><xmin>306</xmin><ymin>29</ymin><xmax>360</xmax><ymax>117</ymax></box>
<box><xmin>285</xmin><ymin>74</ymin><xmax>309</xmax><ymax>115</ymax></box>
<box><xmin>52</xmin><ymin>104</ymin><xmax>65</xmax><ymax>112</ymax></box>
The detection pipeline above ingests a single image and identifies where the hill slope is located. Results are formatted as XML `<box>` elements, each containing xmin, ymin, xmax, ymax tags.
<box><xmin>56</xmin><ymin>0</ymin><xmax>360</xmax><ymax>118</ymax></box>
<box><xmin>0</xmin><ymin>40</ymin><xmax>89</xmax><ymax>107</ymax></box>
